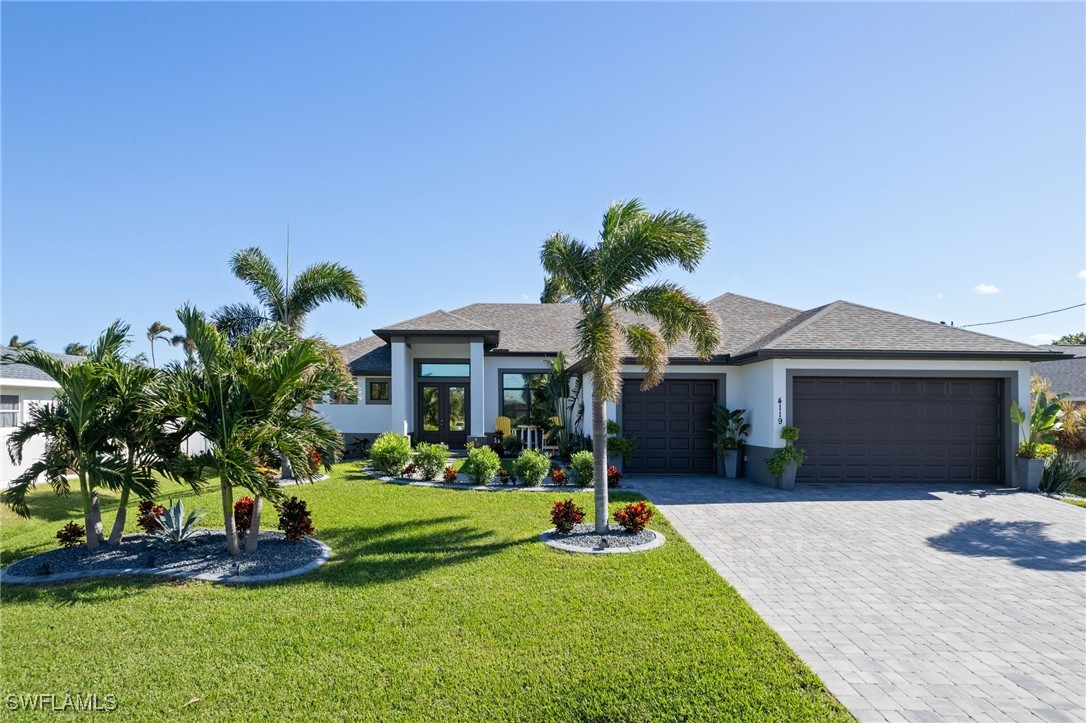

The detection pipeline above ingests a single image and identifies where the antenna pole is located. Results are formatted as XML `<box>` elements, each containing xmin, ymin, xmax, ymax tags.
<box><xmin>286</xmin><ymin>222</ymin><xmax>291</xmax><ymax>296</ymax></box>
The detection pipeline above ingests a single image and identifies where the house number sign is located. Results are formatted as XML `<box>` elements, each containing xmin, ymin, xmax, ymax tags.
<box><xmin>777</xmin><ymin>397</ymin><xmax>783</xmax><ymax>425</ymax></box>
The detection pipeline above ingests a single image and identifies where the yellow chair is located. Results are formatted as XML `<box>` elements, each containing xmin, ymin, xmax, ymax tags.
<box><xmin>541</xmin><ymin>416</ymin><xmax>562</xmax><ymax>457</ymax></box>
<box><xmin>494</xmin><ymin>416</ymin><xmax>512</xmax><ymax>439</ymax></box>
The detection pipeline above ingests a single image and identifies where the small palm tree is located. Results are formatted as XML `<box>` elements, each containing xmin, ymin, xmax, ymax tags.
<box><xmin>64</xmin><ymin>342</ymin><xmax>89</xmax><ymax>356</ymax></box>
<box><xmin>212</xmin><ymin>246</ymin><xmax>366</xmax><ymax>336</ymax></box>
<box><xmin>166</xmin><ymin>306</ymin><xmax>342</xmax><ymax>555</ymax></box>
<box><xmin>146</xmin><ymin>321</ymin><xmax>172</xmax><ymax>368</ymax></box>
<box><xmin>7</xmin><ymin>335</ymin><xmax>37</xmax><ymax>350</ymax></box>
<box><xmin>541</xmin><ymin>200</ymin><xmax>721</xmax><ymax>533</ymax></box>
<box><xmin>4</xmin><ymin>324</ymin><xmax>134</xmax><ymax>549</ymax></box>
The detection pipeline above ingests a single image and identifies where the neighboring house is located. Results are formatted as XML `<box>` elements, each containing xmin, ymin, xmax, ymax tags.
<box><xmin>314</xmin><ymin>293</ymin><xmax>1066</xmax><ymax>487</ymax></box>
<box><xmin>0</xmin><ymin>346</ymin><xmax>81</xmax><ymax>485</ymax></box>
<box><xmin>1032</xmin><ymin>345</ymin><xmax>1086</xmax><ymax>401</ymax></box>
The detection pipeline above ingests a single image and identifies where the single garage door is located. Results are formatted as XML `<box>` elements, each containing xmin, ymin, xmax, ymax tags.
<box><xmin>622</xmin><ymin>379</ymin><xmax>716</xmax><ymax>474</ymax></box>
<box><xmin>792</xmin><ymin>377</ymin><xmax>1003</xmax><ymax>483</ymax></box>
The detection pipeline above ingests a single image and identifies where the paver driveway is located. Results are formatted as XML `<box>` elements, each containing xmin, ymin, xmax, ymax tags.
<box><xmin>635</xmin><ymin>477</ymin><xmax>1086</xmax><ymax>723</ymax></box>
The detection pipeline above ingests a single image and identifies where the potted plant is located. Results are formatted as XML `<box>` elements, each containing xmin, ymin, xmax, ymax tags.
<box><xmin>765</xmin><ymin>426</ymin><xmax>805</xmax><ymax>490</ymax></box>
<box><xmin>1010</xmin><ymin>391</ymin><xmax>1067</xmax><ymax>491</ymax></box>
<box><xmin>711</xmin><ymin>405</ymin><xmax>750</xmax><ymax>478</ymax></box>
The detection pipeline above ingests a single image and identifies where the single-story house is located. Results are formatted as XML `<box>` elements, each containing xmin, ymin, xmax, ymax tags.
<box><xmin>0</xmin><ymin>347</ymin><xmax>80</xmax><ymax>485</ymax></box>
<box><xmin>314</xmin><ymin>293</ymin><xmax>1067</xmax><ymax>488</ymax></box>
<box><xmin>1032</xmin><ymin>345</ymin><xmax>1086</xmax><ymax>402</ymax></box>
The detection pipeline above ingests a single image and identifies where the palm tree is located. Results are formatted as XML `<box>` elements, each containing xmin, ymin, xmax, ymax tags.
<box><xmin>64</xmin><ymin>342</ymin><xmax>89</xmax><ymax>356</ymax></box>
<box><xmin>166</xmin><ymin>306</ymin><xmax>342</xmax><ymax>555</ymax></box>
<box><xmin>540</xmin><ymin>200</ymin><xmax>721</xmax><ymax>534</ymax></box>
<box><xmin>212</xmin><ymin>246</ymin><xmax>366</xmax><ymax>336</ymax></box>
<box><xmin>7</xmin><ymin>335</ymin><xmax>37</xmax><ymax>349</ymax></box>
<box><xmin>146</xmin><ymin>321</ymin><xmax>172</xmax><ymax>368</ymax></box>
<box><xmin>170</xmin><ymin>334</ymin><xmax>197</xmax><ymax>369</ymax></box>
<box><xmin>4</xmin><ymin>323</ymin><xmax>137</xmax><ymax>549</ymax></box>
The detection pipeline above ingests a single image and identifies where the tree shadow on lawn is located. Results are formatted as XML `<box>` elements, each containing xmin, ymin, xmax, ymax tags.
<box><xmin>927</xmin><ymin>518</ymin><xmax>1086</xmax><ymax>572</ymax></box>
<box><xmin>290</xmin><ymin>514</ymin><xmax>535</xmax><ymax>589</ymax></box>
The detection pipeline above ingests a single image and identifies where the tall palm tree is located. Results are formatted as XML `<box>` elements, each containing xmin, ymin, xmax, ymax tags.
<box><xmin>7</xmin><ymin>335</ymin><xmax>37</xmax><ymax>350</ymax></box>
<box><xmin>146</xmin><ymin>321</ymin><xmax>172</xmax><ymax>368</ymax></box>
<box><xmin>166</xmin><ymin>306</ymin><xmax>342</xmax><ymax>555</ymax></box>
<box><xmin>4</xmin><ymin>323</ymin><xmax>139</xmax><ymax>549</ymax></box>
<box><xmin>212</xmin><ymin>246</ymin><xmax>366</xmax><ymax>336</ymax></box>
<box><xmin>540</xmin><ymin>200</ymin><xmax>721</xmax><ymax>534</ymax></box>
<box><xmin>64</xmin><ymin>342</ymin><xmax>89</xmax><ymax>356</ymax></box>
<box><xmin>170</xmin><ymin>333</ymin><xmax>197</xmax><ymax>369</ymax></box>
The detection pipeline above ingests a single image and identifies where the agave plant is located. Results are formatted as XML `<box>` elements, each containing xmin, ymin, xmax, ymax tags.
<box><xmin>150</xmin><ymin>498</ymin><xmax>207</xmax><ymax>550</ymax></box>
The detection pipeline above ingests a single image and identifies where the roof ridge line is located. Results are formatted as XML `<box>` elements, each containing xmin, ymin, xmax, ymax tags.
<box><xmin>738</xmin><ymin>301</ymin><xmax>836</xmax><ymax>354</ymax></box>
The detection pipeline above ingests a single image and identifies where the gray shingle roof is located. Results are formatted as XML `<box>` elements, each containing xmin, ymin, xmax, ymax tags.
<box><xmin>339</xmin><ymin>336</ymin><xmax>391</xmax><ymax>375</ymax></box>
<box><xmin>734</xmin><ymin>300</ymin><xmax>1054</xmax><ymax>358</ymax></box>
<box><xmin>0</xmin><ymin>346</ymin><xmax>83</xmax><ymax>384</ymax></box>
<box><xmin>340</xmin><ymin>294</ymin><xmax>1062</xmax><ymax>369</ymax></box>
<box><xmin>1032</xmin><ymin>345</ymin><xmax>1086</xmax><ymax>400</ymax></box>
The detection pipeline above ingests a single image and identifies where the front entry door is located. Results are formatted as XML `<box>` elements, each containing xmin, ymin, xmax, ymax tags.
<box><xmin>417</xmin><ymin>382</ymin><xmax>469</xmax><ymax>448</ymax></box>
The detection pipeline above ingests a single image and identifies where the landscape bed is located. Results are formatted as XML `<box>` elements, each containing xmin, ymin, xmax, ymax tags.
<box><xmin>0</xmin><ymin>462</ymin><xmax>849</xmax><ymax>721</ymax></box>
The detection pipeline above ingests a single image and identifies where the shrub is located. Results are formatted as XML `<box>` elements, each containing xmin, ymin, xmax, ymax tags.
<box><xmin>570</xmin><ymin>450</ymin><xmax>595</xmax><ymax>487</ymax></box>
<box><xmin>275</xmin><ymin>496</ymin><xmax>315</xmax><ymax>543</ymax></box>
<box><xmin>465</xmin><ymin>445</ymin><xmax>501</xmax><ymax>485</ymax></box>
<box><xmin>56</xmin><ymin>521</ymin><xmax>85</xmax><ymax>549</ymax></box>
<box><xmin>501</xmin><ymin>434</ymin><xmax>523</xmax><ymax>456</ymax></box>
<box><xmin>496</xmin><ymin>469</ymin><xmax>510</xmax><ymax>485</ymax></box>
<box><xmin>607</xmin><ymin>465</ymin><xmax>622</xmax><ymax>488</ymax></box>
<box><xmin>234</xmin><ymin>496</ymin><xmax>255</xmax><ymax>537</ymax></box>
<box><xmin>780</xmin><ymin>425</ymin><xmax>800</xmax><ymax>443</ymax></box>
<box><xmin>550</xmin><ymin>468</ymin><xmax>569</xmax><ymax>486</ymax></box>
<box><xmin>150</xmin><ymin>499</ymin><xmax>207</xmax><ymax>550</ymax></box>
<box><xmin>136</xmin><ymin>499</ymin><xmax>165</xmax><ymax>534</ymax></box>
<box><xmin>401</xmin><ymin>461</ymin><xmax>418</xmax><ymax>477</ymax></box>
<box><xmin>1040</xmin><ymin>453</ymin><xmax>1086</xmax><ymax>494</ymax></box>
<box><xmin>606</xmin><ymin>436</ymin><xmax>635</xmax><ymax>463</ymax></box>
<box><xmin>370</xmin><ymin>432</ymin><xmax>413</xmax><ymax>477</ymax></box>
<box><xmin>514</xmin><ymin>449</ymin><xmax>551</xmax><ymax>487</ymax></box>
<box><xmin>1017</xmin><ymin>441</ymin><xmax>1058</xmax><ymax>461</ymax></box>
<box><xmin>550</xmin><ymin>499</ymin><xmax>585</xmax><ymax>534</ymax></box>
<box><xmin>489</xmin><ymin>443</ymin><xmax>505</xmax><ymax>457</ymax></box>
<box><xmin>414</xmin><ymin>442</ymin><xmax>449</xmax><ymax>480</ymax></box>
<box><xmin>766</xmin><ymin>446</ymin><xmax>806</xmax><ymax>477</ymax></box>
<box><xmin>613</xmin><ymin>501</ymin><xmax>654</xmax><ymax>533</ymax></box>
<box><xmin>443</xmin><ymin>466</ymin><xmax>459</xmax><ymax>483</ymax></box>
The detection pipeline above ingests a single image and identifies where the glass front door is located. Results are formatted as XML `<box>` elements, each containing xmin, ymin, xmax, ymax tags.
<box><xmin>417</xmin><ymin>382</ymin><xmax>469</xmax><ymax>448</ymax></box>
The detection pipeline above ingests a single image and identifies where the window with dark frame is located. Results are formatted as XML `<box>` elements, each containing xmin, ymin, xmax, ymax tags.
<box><xmin>500</xmin><ymin>372</ymin><xmax>547</xmax><ymax>424</ymax></box>
<box><xmin>367</xmin><ymin>379</ymin><xmax>391</xmax><ymax>404</ymax></box>
<box><xmin>0</xmin><ymin>395</ymin><xmax>19</xmax><ymax>427</ymax></box>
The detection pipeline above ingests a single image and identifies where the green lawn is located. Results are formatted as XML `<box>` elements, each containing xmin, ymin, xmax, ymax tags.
<box><xmin>1</xmin><ymin>463</ymin><xmax>849</xmax><ymax>722</ymax></box>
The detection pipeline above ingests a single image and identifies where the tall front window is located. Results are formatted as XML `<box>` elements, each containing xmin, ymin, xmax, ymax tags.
<box><xmin>501</xmin><ymin>373</ymin><xmax>547</xmax><ymax>425</ymax></box>
<box><xmin>0</xmin><ymin>395</ymin><xmax>19</xmax><ymax>427</ymax></box>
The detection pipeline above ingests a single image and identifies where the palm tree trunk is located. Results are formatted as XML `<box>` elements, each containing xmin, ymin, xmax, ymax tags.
<box><xmin>107</xmin><ymin>486</ymin><xmax>131</xmax><ymax>546</ymax></box>
<box><xmin>221</xmin><ymin>478</ymin><xmax>240</xmax><ymax>556</ymax></box>
<box><xmin>244</xmin><ymin>495</ymin><xmax>263</xmax><ymax>552</ymax></box>
<box><xmin>150</xmin><ymin>342</ymin><xmax>156</xmax><ymax>368</ymax></box>
<box><xmin>89</xmin><ymin>491</ymin><xmax>105</xmax><ymax>546</ymax></box>
<box><xmin>592</xmin><ymin>389</ymin><xmax>609</xmax><ymax>535</ymax></box>
<box><xmin>78</xmin><ymin>471</ymin><xmax>100</xmax><ymax>551</ymax></box>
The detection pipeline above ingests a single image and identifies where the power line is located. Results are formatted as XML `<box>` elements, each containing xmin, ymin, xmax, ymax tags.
<box><xmin>959</xmin><ymin>303</ymin><xmax>1086</xmax><ymax>328</ymax></box>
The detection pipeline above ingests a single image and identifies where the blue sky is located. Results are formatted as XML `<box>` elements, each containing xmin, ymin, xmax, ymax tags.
<box><xmin>3</xmin><ymin>2</ymin><xmax>1083</xmax><ymax>362</ymax></box>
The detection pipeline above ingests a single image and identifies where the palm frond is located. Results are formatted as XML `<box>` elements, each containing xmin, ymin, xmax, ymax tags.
<box><xmin>575</xmin><ymin>308</ymin><xmax>623</xmax><ymax>400</ymax></box>
<box><xmin>540</xmin><ymin>232</ymin><xmax>596</xmax><ymax>306</ymax></box>
<box><xmin>599</xmin><ymin>202</ymin><xmax>709</xmax><ymax>295</ymax></box>
<box><xmin>211</xmin><ymin>302</ymin><xmax>268</xmax><ymax>341</ymax></box>
<box><xmin>623</xmin><ymin>325</ymin><xmax>669</xmax><ymax>389</ymax></box>
<box><xmin>146</xmin><ymin>321</ymin><xmax>172</xmax><ymax>342</ymax></box>
<box><xmin>230</xmin><ymin>247</ymin><xmax>288</xmax><ymax>323</ymax></box>
<box><xmin>540</xmin><ymin>276</ymin><xmax>573</xmax><ymax>304</ymax></box>
<box><xmin>286</xmin><ymin>262</ymin><xmax>366</xmax><ymax>333</ymax></box>
<box><xmin>618</xmin><ymin>283</ymin><xmax>722</xmax><ymax>357</ymax></box>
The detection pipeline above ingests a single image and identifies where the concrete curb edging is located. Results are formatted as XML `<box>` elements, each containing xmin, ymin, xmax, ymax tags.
<box><xmin>540</xmin><ymin>528</ymin><xmax>665</xmax><ymax>554</ymax></box>
<box><xmin>0</xmin><ymin>538</ymin><xmax>332</xmax><ymax>586</ymax></box>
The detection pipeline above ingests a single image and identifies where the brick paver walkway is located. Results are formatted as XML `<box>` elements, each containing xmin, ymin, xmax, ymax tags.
<box><xmin>635</xmin><ymin>477</ymin><xmax>1086</xmax><ymax>723</ymax></box>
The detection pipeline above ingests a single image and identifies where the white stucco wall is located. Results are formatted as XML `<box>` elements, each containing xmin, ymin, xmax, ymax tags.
<box><xmin>0</xmin><ymin>381</ymin><xmax>59</xmax><ymax>486</ymax></box>
<box><xmin>311</xmin><ymin>374</ymin><xmax>394</xmax><ymax>435</ymax></box>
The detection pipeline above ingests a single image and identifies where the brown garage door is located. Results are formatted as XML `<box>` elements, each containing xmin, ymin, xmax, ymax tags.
<box><xmin>622</xmin><ymin>379</ymin><xmax>717</xmax><ymax>474</ymax></box>
<box><xmin>792</xmin><ymin>377</ymin><xmax>1003</xmax><ymax>483</ymax></box>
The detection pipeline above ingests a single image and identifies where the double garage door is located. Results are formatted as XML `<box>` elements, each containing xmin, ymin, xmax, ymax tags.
<box><xmin>622</xmin><ymin>375</ymin><xmax>1004</xmax><ymax>482</ymax></box>
<box><xmin>793</xmin><ymin>376</ymin><xmax>1004</xmax><ymax>483</ymax></box>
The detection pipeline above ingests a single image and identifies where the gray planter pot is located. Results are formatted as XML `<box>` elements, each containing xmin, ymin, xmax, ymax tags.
<box><xmin>777</xmin><ymin>463</ymin><xmax>798</xmax><ymax>490</ymax></box>
<box><xmin>1015</xmin><ymin>456</ymin><xmax>1044</xmax><ymax>491</ymax></box>
<box><xmin>723</xmin><ymin>450</ymin><xmax>739</xmax><ymax>479</ymax></box>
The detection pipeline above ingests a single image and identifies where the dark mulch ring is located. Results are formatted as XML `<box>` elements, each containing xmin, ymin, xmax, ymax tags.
<box><xmin>1</xmin><ymin>531</ymin><xmax>324</xmax><ymax>581</ymax></box>
<box><xmin>542</xmin><ymin>523</ymin><xmax>662</xmax><ymax>552</ymax></box>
